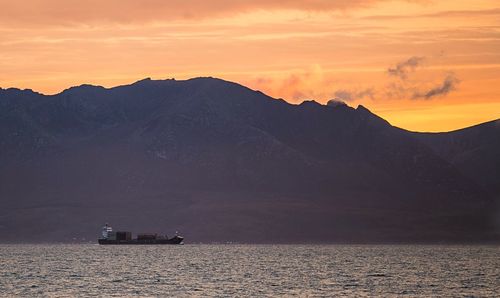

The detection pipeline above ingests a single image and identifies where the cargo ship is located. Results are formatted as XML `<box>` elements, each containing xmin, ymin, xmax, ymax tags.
<box><xmin>98</xmin><ymin>223</ymin><xmax>184</xmax><ymax>245</ymax></box>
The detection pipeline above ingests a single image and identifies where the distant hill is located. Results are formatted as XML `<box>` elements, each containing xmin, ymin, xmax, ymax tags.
<box><xmin>0</xmin><ymin>77</ymin><xmax>498</xmax><ymax>243</ymax></box>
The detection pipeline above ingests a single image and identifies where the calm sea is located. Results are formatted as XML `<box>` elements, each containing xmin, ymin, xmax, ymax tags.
<box><xmin>0</xmin><ymin>244</ymin><xmax>498</xmax><ymax>297</ymax></box>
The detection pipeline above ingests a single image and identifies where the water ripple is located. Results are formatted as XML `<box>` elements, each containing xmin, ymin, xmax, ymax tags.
<box><xmin>0</xmin><ymin>244</ymin><xmax>498</xmax><ymax>297</ymax></box>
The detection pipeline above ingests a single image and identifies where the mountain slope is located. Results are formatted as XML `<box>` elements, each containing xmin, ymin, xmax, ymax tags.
<box><xmin>0</xmin><ymin>78</ymin><xmax>498</xmax><ymax>243</ymax></box>
<box><xmin>413</xmin><ymin>120</ymin><xmax>500</xmax><ymax>197</ymax></box>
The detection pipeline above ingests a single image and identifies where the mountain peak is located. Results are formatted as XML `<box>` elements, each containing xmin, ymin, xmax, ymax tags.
<box><xmin>60</xmin><ymin>84</ymin><xmax>106</xmax><ymax>96</ymax></box>
<box><xmin>355</xmin><ymin>104</ymin><xmax>392</xmax><ymax>128</ymax></box>
<box><xmin>299</xmin><ymin>99</ymin><xmax>322</xmax><ymax>107</ymax></box>
<box><xmin>133</xmin><ymin>77</ymin><xmax>153</xmax><ymax>84</ymax></box>
<box><xmin>0</xmin><ymin>87</ymin><xmax>39</xmax><ymax>95</ymax></box>
<box><xmin>356</xmin><ymin>104</ymin><xmax>370</xmax><ymax>112</ymax></box>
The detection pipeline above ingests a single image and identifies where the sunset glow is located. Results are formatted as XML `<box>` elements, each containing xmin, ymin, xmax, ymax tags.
<box><xmin>1</xmin><ymin>0</ymin><xmax>499</xmax><ymax>131</ymax></box>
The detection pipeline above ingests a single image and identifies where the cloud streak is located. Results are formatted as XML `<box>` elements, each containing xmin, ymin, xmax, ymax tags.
<box><xmin>387</xmin><ymin>56</ymin><xmax>425</xmax><ymax>79</ymax></box>
<box><xmin>333</xmin><ymin>88</ymin><xmax>375</xmax><ymax>101</ymax></box>
<box><xmin>247</xmin><ymin>56</ymin><xmax>460</xmax><ymax>104</ymax></box>
<box><xmin>366</xmin><ymin>8</ymin><xmax>500</xmax><ymax>20</ymax></box>
<box><xmin>0</xmin><ymin>0</ymin><xmax>392</xmax><ymax>26</ymax></box>
<box><xmin>412</xmin><ymin>74</ymin><xmax>460</xmax><ymax>100</ymax></box>
<box><xmin>247</xmin><ymin>65</ymin><xmax>338</xmax><ymax>102</ymax></box>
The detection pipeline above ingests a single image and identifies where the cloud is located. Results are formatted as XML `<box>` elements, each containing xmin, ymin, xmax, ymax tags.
<box><xmin>384</xmin><ymin>74</ymin><xmax>460</xmax><ymax>101</ymax></box>
<box><xmin>412</xmin><ymin>74</ymin><xmax>460</xmax><ymax>100</ymax></box>
<box><xmin>366</xmin><ymin>8</ymin><xmax>500</xmax><ymax>20</ymax></box>
<box><xmin>384</xmin><ymin>55</ymin><xmax>460</xmax><ymax>100</ymax></box>
<box><xmin>248</xmin><ymin>57</ymin><xmax>458</xmax><ymax>104</ymax></box>
<box><xmin>384</xmin><ymin>81</ymin><xmax>409</xmax><ymax>100</ymax></box>
<box><xmin>387</xmin><ymin>56</ymin><xmax>425</xmax><ymax>80</ymax></box>
<box><xmin>326</xmin><ymin>99</ymin><xmax>348</xmax><ymax>107</ymax></box>
<box><xmin>247</xmin><ymin>65</ymin><xmax>339</xmax><ymax>102</ymax></box>
<box><xmin>333</xmin><ymin>88</ymin><xmax>374</xmax><ymax>101</ymax></box>
<box><xmin>0</xmin><ymin>0</ymin><xmax>393</xmax><ymax>26</ymax></box>
<box><xmin>247</xmin><ymin>66</ymin><xmax>379</xmax><ymax>104</ymax></box>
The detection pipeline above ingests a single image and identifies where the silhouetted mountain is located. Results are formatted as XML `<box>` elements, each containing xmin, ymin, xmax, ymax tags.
<box><xmin>414</xmin><ymin>120</ymin><xmax>500</xmax><ymax>199</ymax></box>
<box><xmin>0</xmin><ymin>78</ymin><xmax>498</xmax><ymax>243</ymax></box>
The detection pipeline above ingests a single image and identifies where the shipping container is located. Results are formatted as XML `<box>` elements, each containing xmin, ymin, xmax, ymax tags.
<box><xmin>116</xmin><ymin>231</ymin><xmax>132</xmax><ymax>241</ymax></box>
<box><xmin>137</xmin><ymin>233</ymin><xmax>157</xmax><ymax>240</ymax></box>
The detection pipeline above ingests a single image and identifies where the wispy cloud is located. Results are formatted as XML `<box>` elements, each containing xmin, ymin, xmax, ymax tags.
<box><xmin>333</xmin><ymin>88</ymin><xmax>375</xmax><ymax>101</ymax></box>
<box><xmin>387</xmin><ymin>56</ymin><xmax>425</xmax><ymax>80</ymax></box>
<box><xmin>366</xmin><ymin>8</ymin><xmax>500</xmax><ymax>20</ymax></box>
<box><xmin>412</xmin><ymin>74</ymin><xmax>460</xmax><ymax>100</ymax></box>
<box><xmin>247</xmin><ymin>56</ymin><xmax>461</xmax><ymax>103</ymax></box>
<box><xmin>246</xmin><ymin>65</ymin><xmax>340</xmax><ymax>102</ymax></box>
<box><xmin>337</xmin><ymin>56</ymin><xmax>462</xmax><ymax>101</ymax></box>
<box><xmin>0</xmin><ymin>0</ymin><xmax>394</xmax><ymax>26</ymax></box>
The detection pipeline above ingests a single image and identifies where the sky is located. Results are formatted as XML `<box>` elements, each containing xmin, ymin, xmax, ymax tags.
<box><xmin>0</xmin><ymin>0</ymin><xmax>499</xmax><ymax>132</ymax></box>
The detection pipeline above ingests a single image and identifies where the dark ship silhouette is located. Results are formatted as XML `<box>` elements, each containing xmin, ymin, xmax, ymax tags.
<box><xmin>98</xmin><ymin>223</ymin><xmax>184</xmax><ymax>245</ymax></box>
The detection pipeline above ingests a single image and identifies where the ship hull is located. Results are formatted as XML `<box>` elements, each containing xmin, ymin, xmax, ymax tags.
<box><xmin>98</xmin><ymin>236</ymin><xmax>183</xmax><ymax>245</ymax></box>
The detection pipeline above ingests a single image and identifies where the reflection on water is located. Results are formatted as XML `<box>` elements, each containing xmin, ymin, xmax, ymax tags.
<box><xmin>0</xmin><ymin>244</ymin><xmax>498</xmax><ymax>296</ymax></box>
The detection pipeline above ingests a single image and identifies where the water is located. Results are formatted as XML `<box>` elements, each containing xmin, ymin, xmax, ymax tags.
<box><xmin>0</xmin><ymin>244</ymin><xmax>498</xmax><ymax>297</ymax></box>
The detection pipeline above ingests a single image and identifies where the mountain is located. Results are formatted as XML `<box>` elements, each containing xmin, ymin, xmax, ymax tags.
<box><xmin>414</xmin><ymin>120</ymin><xmax>500</xmax><ymax>198</ymax></box>
<box><xmin>0</xmin><ymin>77</ymin><xmax>498</xmax><ymax>243</ymax></box>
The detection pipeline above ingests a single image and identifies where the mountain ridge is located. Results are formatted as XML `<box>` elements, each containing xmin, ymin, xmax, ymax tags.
<box><xmin>2</xmin><ymin>77</ymin><xmax>498</xmax><ymax>133</ymax></box>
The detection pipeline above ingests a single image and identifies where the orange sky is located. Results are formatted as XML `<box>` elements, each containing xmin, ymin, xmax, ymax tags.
<box><xmin>1</xmin><ymin>0</ymin><xmax>499</xmax><ymax>132</ymax></box>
